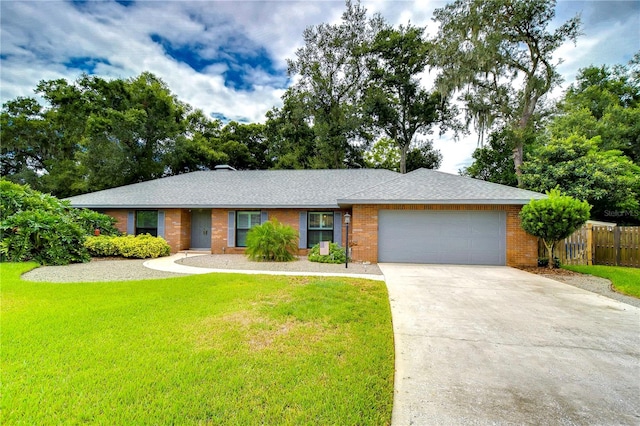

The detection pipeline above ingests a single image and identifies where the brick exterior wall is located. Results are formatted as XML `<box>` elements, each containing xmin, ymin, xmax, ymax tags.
<box><xmin>101</xmin><ymin>208</ymin><xmax>190</xmax><ymax>253</ymax></box>
<box><xmin>211</xmin><ymin>208</ymin><xmax>348</xmax><ymax>256</ymax></box>
<box><xmin>102</xmin><ymin>210</ymin><xmax>128</xmax><ymax>234</ymax></box>
<box><xmin>350</xmin><ymin>204</ymin><xmax>538</xmax><ymax>267</ymax></box>
<box><xmin>99</xmin><ymin>205</ymin><xmax>537</xmax><ymax>266</ymax></box>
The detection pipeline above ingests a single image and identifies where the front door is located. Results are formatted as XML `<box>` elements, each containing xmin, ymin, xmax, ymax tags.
<box><xmin>191</xmin><ymin>209</ymin><xmax>212</xmax><ymax>249</ymax></box>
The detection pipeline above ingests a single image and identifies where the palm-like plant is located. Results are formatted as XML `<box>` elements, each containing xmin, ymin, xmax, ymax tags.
<box><xmin>245</xmin><ymin>219</ymin><xmax>298</xmax><ymax>262</ymax></box>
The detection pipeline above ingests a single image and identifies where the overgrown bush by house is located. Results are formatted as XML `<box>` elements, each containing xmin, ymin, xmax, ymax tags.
<box><xmin>74</xmin><ymin>209</ymin><xmax>119</xmax><ymax>236</ymax></box>
<box><xmin>308</xmin><ymin>242</ymin><xmax>347</xmax><ymax>264</ymax></box>
<box><xmin>84</xmin><ymin>234</ymin><xmax>171</xmax><ymax>259</ymax></box>
<box><xmin>0</xmin><ymin>180</ymin><xmax>117</xmax><ymax>265</ymax></box>
<box><xmin>245</xmin><ymin>219</ymin><xmax>298</xmax><ymax>262</ymax></box>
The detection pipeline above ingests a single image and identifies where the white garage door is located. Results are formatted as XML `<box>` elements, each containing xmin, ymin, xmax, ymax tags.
<box><xmin>378</xmin><ymin>210</ymin><xmax>506</xmax><ymax>265</ymax></box>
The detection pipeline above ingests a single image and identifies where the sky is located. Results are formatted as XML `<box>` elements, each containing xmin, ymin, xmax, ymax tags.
<box><xmin>1</xmin><ymin>0</ymin><xmax>639</xmax><ymax>173</ymax></box>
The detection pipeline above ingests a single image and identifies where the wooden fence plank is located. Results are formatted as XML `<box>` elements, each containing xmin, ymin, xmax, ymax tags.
<box><xmin>538</xmin><ymin>225</ymin><xmax>639</xmax><ymax>267</ymax></box>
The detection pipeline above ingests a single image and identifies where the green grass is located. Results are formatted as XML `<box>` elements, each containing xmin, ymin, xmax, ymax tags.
<box><xmin>1</xmin><ymin>263</ymin><xmax>394</xmax><ymax>425</ymax></box>
<box><xmin>563</xmin><ymin>264</ymin><xmax>640</xmax><ymax>298</ymax></box>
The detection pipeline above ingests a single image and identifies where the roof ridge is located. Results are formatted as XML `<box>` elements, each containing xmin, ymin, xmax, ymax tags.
<box><xmin>341</xmin><ymin>170</ymin><xmax>409</xmax><ymax>199</ymax></box>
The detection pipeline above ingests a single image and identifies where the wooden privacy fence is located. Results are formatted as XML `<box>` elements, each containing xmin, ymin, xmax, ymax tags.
<box><xmin>538</xmin><ymin>225</ymin><xmax>640</xmax><ymax>268</ymax></box>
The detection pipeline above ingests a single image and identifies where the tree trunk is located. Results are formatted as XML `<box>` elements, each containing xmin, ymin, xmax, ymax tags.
<box><xmin>513</xmin><ymin>142</ymin><xmax>524</xmax><ymax>188</ymax></box>
<box><xmin>544</xmin><ymin>239</ymin><xmax>555</xmax><ymax>270</ymax></box>
<box><xmin>400</xmin><ymin>145</ymin><xmax>408</xmax><ymax>174</ymax></box>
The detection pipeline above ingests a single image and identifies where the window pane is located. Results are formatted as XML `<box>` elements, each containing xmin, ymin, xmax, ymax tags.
<box><xmin>237</xmin><ymin>212</ymin><xmax>250</xmax><ymax>229</ymax></box>
<box><xmin>308</xmin><ymin>230</ymin><xmax>333</xmax><ymax>248</ymax></box>
<box><xmin>321</xmin><ymin>213</ymin><xmax>333</xmax><ymax>229</ymax></box>
<box><xmin>137</xmin><ymin>211</ymin><xmax>157</xmax><ymax>228</ymax></box>
<box><xmin>237</xmin><ymin>211</ymin><xmax>262</xmax><ymax>229</ymax></box>
<box><xmin>249</xmin><ymin>212</ymin><xmax>261</xmax><ymax>227</ymax></box>
<box><xmin>237</xmin><ymin>229</ymin><xmax>249</xmax><ymax>247</ymax></box>
<box><xmin>136</xmin><ymin>211</ymin><xmax>158</xmax><ymax>236</ymax></box>
<box><xmin>308</xmin><ymin>212</ymin><xmax>333</xmax><ymax>230</ymax></box>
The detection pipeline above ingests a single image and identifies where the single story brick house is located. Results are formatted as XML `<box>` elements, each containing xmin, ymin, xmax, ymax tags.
<box><xmin>67</xmin><ymin>167</ymin><xmax>546</xmax><ymax>267</ymax></box>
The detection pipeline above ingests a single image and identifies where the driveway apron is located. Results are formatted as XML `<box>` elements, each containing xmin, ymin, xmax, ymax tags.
<box><xmin>380</xmin><ymin>264</ymin><xmax>640</xmax><ymax>425</ymax></box>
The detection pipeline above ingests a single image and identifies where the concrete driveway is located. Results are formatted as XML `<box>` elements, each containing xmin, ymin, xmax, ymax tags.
<box><xmin>380</xmin><ymin>264</ymin><xmax>640</xmax><ymax>425</ymax></box>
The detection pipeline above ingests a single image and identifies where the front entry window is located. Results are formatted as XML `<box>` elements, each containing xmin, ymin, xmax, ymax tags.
<box><xmin>308</xmin><ymin>212</ymin><xmax>334</xmax><ymax>248</ymax></box>
<box><xmin>236</xmin><ymin>211</ymin><xmax>261</xmax><ymax>247</ymax></box>
<box><xmin>136</xmin><ymin>210</ymin><xmax>158</xmax><ymax>236</ymax></box>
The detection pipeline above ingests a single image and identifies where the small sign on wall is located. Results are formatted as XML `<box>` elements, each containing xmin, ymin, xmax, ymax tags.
<box><xmin>320</xmin><ymin>241</ymin><xmax>330</xmax><ymax>255</ymax></box>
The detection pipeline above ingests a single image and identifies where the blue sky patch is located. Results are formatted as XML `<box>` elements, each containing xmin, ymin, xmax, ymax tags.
<box><xmin>150</xmin><ymin>33</ymin><xmax>287</xmax><ymax>92</ymax></box>
<box><xmin>63</xmin><ymin>57</ymin><xmax>111</xmax><ymax>73</ymax></box>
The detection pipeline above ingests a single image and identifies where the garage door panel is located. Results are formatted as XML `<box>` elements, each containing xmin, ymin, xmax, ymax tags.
<box><xmin>378</xmin><ymin>210</ymin><xmax>506</xmax><ymax>265</ymax></box>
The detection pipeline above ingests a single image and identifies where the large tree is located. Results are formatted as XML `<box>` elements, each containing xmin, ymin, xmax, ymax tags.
<box><xmin>285</xmin><ymin>0</ymin><xmax>384</xmax><ymax>168</ymax></box>
<box><xmin>550</xmin><ymin>57</ymin><xmax>640</xmax><ymax>164</ymax></box>
<box><xmin>365</xmin><ymin>24</ymin><xmax>453</xmax><ymax>173</ymax></box>
<box><xmin>520</xmin><ymin>134</ymin><xmax>640</xmax><ymax>222</ymax></box>
<box><xmin>431</xmin><ymin>0</ymin><xmax>581</xmax><ymax>186</ymax></box>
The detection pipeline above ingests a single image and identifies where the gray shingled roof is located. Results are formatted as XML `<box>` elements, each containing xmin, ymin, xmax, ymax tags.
<box><xmin>66</xmin><ymin>169</ymin><xmax>399</xmax><ymax>209</ymax></box>
<box><xmin>66</xmin><ymin>168</ymin><xmax>545</xmax><ymax>209</ymax></box>
<box><xmin>338</xmin><ymin>168</ymin><xmax>546</xmax><ymax>205</ymax></box>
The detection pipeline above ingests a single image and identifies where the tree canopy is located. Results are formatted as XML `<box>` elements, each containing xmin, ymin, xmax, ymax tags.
<box><xmin>431</xmin><ymin>0</ymin><xmax>581</xmax><ymax>186</ymax></box>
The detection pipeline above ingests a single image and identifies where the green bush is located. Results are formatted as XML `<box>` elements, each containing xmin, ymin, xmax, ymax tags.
<box><xmin>0</xmin><ymin>180</ymin><xmax>92</xmax><ymax>265</ymax></box>
<box><xmin>73</xmin><ymin>209</ymin><xmax>120</xmax><ymax>236</ymax></box>
<box><xmin>308</xmin><ymin>242</ymin><xmax>347</xmax><ymax>264</ymax></box>
<box><xmin>0</xmin><ymin>210</ymin><xmax>90</xmax><ymax>265</ymax></box>
<box><xmin>245</xmin><ymin>219</ymin><xmax>298</xmax><ymax>262</ymax></box>
<box><xmin>84</xmin><ymin>234</ymin><xmax>171</xmax><ymax>259</ymax></box>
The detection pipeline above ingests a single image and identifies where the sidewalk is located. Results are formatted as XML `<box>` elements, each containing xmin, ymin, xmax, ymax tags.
<box><xmin>143</xmin><ymin>253</ymin><xmax>385</xmax><ymax>281</ymax></box>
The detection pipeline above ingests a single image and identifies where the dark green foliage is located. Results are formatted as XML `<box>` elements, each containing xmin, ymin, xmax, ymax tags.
<box><xmin>521</xmin><ymin>134</ymin><xmax>640</xmax><ymax>221</ymax></box>
<box><xmin>73</xmin><ymin>209</ymin><xmax>119</xmax><ymax>236</ymax></box>
<box><xmin>84</xmin><ymin>234</ymin><xmax>171</xmax><ymax>259</ymax></box>
<box><xmin>308</xmin><ymin>242</ymin><xmax>347</xmax><ymax>264</ymax></box>
<box><xmin>1</xmin><ymin>210</ymin><xmax>90</xmax><ymax>265</ymax></box>
<box><xmin>520</xmin><ymin>189</ymin><xmax>591</xmax><ymax>268</ymax></box>
<box><xmin>245</xmin><ymin>219</ymin><xmax>298</xmax><ymax>262</ymax></box>
<box><xmin>0</xmin><ymin>180</ymin><xmax>118</xmax><ymax>265</ymax></box>
<box><xmin>365</xmin><ymin>24</ymin><xmax>454</xmax><ymax>174</ymax></box>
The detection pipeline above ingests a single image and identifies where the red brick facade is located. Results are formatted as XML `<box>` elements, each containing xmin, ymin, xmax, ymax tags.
<box><xmin>103</xmin><ymin>204</ymin><xmax>537</xmax><ymax>267</ymax></box>
<box><xmin>349</xmin><ymin>204</ymin><xmax>537</xmax><ymax>267</ymax></box>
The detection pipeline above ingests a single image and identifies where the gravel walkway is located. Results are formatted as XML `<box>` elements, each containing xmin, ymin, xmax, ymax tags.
<box><xmin>22</xmin><ymin>259</ymin><xmax>187</xmax><ymax>283</ymax></box>
<box><xmin>535</xmin><ymin>272</ymin><xmax>640</xmax><ymax>308</ymax></box>
<box><xmin>177</xmin><ymin>254</ymin><xmax>383</xmax><ymax>275</ymax></box>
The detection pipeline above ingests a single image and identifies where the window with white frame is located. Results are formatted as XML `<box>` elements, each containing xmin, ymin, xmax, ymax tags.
<box><xmin>236</xmin><ymin>211</ymin><xmax>261</xmax><ymax>247</ymax></box>
<box><xmin>307</xmin><ymin>212</ymin><xmax>334</xmax><ymax>248</ymax></box>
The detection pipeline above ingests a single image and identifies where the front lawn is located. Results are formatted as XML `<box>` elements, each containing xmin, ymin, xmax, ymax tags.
<box><xmin>1</xmin><ymin>263</ymin><xmax>394</xmax><ymax>425</ymax></box>
<box><xmin>563</xmin><ymin>265</ymin><xmax>640</xmax><ymax>298</ymax></box>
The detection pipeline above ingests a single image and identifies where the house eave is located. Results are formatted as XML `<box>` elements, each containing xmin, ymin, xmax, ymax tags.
<box><xmin>337</xmin><ymin>199</ymin><xmax>540</xmax><ymax>207</ymax></box>
<box><xmin>69</xmin><ymin>203</ymin><xmax>343</xmax><ymax>210</ymax></box>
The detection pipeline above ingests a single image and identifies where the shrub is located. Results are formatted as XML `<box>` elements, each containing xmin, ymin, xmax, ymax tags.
<box><xmin>245</xmin><ymin>219</ymin><xmax>298</xmax><ymax>262</ymax></box>
<box><xmin>84</xmin><ymin>234</ymin><xmax>171</xmax><ymax>259</ymax></box>
<box><xmin>520</xmin><ymin>189</ymin><xmax>590</xmax><ymax>269</ymax></box>
<box><xmin>0</xmin><ymin>210</ymin><xmax>90</xmax><ymax>265</ymax></box>
<box><xmin>73</xmin><ymin>209</ymin><xmax>120</xmax><ymax>236</ymax></box>
<box><xmin>308</xmin><ymin>242</ymin><xmax>347</xmax><ymax>264</ymax></box>
<box><xmin>0</xmin><ymin>180</ymin><xmax>92</xmax><ymax>265</ymax></box>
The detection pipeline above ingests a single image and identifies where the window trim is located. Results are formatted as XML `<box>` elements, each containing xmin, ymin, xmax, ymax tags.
<box><xmin>235</xmin><ymin>210</ymin><xmax>262</xmax><ymax>247</ymax></box>
<box><xmin>307</xmin><ymin>211</ymin><xmax>334</xmax><ymax>249</ymax></box>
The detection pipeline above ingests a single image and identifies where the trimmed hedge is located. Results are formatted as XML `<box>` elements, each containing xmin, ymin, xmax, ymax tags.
<box><xmin>308</xmin><ymin>242</ymin><xmax>347</xmax><ymax>264</ymax></box>
<box><xmin>85</xmin><ymin>234</ymin><xmax>171</xmax><ymax>259</ymax></box>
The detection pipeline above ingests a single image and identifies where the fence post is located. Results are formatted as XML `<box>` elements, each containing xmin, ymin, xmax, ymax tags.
<box><xmin>614</xmin><ymin>226</ymin><xmax>621</xmax><ymax>266</ymax></box>
<box><xmin>586</xmin><ymin>223</ymin><xmax>593</xmax><ymax>265</ymax></box>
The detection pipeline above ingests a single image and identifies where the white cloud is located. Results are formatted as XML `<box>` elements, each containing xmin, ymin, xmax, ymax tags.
<box><xmin>1</xmin><ymin>0</ymin><xmax>637</xmax><ymax>173</ymax></box>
